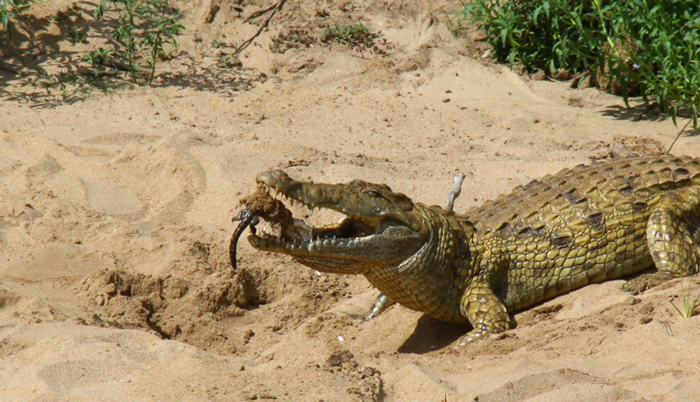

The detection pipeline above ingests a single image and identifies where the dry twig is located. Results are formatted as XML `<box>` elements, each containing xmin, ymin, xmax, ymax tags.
<box><xmin>234</xmin><ymin>0</ymin><xmax>287</xmax><ymax>57</ymax></box>
<box><xmin>243</xmin><ymin>2</ymin><xmax>278</xmax><ymax>23</ymax></box>
<box><xmin>445</xmin><ymin>173</ymin><xmax>465</xmax><ymax>213</ymax></box>
<box><xmin>666</xmin><ymin>118</ymin><xmax>692</xmax><ymax>154</ymax></box>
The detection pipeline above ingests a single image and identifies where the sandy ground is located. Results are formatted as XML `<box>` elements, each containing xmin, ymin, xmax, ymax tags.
<box><xmin>2</xmin><ymin>1</ymin><xmax>700</xmax><ymax>401</ymax></box>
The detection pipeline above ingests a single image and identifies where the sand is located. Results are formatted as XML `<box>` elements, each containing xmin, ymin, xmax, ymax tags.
<box><xmin>2</xmin><ymin>0</ymin><xmax>700</xmax><ymax>401</ymax></box>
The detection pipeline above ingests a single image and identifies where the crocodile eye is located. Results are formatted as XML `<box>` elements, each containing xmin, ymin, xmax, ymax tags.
<box><xmin>364</xmin><ymin>190</ymin><xmax>382</xmax><ymax>198</ymax></box>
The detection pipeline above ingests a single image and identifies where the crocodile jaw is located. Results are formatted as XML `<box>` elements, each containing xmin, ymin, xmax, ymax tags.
<box><xmin>248</xmin><ymin>224</ymin><xmax>424</xmax><ymax>270</ymax></box>
<box><xmin>247</xmin><ymin>171</ymin><xmax>428</xmax><ymax>274</ymax></box>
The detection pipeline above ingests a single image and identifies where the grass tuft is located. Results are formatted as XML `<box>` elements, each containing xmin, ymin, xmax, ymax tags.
<box><xmin>670</xmin><ymin>282</ymin><xmax>700</xmax><ymax>319</ymax></box>
<box><xmin>319</xmin><ymin>23</ymin><xmax>389</xmax><ymax>54</ymax></box>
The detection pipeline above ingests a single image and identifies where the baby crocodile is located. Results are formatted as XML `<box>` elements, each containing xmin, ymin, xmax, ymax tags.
<box><xmin>242</xmin><ymin>155</ymin><xmax>700</xmax><ymax>345</ymax></box>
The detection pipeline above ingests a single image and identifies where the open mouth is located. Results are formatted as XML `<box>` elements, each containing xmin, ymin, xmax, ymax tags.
<box><xmin>234</xmin><ymin>185</ymin><xmax>394</xmax><ymax>252</ymax></box>
<box><xmin>229</xmin><ymin>171</ymin><xmax>425</xmax><ymax>271</ymax></box>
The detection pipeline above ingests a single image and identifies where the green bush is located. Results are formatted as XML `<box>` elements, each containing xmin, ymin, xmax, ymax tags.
<box><xmin>460</xmin><ymin>0</ymin><xmax>700</xmax><ymax>127</ymax></box>
<box><xmin>95</xmin><ymin>0</ymin><xmax>184</xmax><ymax>85</ymax></box>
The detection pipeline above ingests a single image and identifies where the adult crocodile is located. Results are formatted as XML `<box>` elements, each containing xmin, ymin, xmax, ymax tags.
<box><xmin>237</xmin><ymin>155</ymin><xmax>700</xmax><ymax>345</ymax></box>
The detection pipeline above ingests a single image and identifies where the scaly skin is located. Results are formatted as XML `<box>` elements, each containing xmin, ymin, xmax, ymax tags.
<box><xmin>246</xmin><ymin>155</ymin><xmax>700</xmax><ymax>345</ymax></box>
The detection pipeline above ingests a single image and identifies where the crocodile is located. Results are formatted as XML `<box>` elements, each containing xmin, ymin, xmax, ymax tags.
<box><xmin>241</xmin><ymin>155</ymin><xmax>700</xmax><ymax>345</ymax></box>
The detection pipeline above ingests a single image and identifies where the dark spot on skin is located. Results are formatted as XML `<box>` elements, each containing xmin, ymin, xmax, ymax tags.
<box><xmin>632</xmin><ymin>202</ymin><xmax>647</xmax><ymax>211</ymax></box>
<box><xmin>675</xmin><ymin>178</ymin><xmax>691</xmax><ymax>187</ymax></box>
<box><xmin>619</xmin><ymin>186</ymin><xmax>634</xmax><ymax>197</ymax></box>
<box><xmin>673</xmin><ymin>167</ymin><xmax>689</xmax><ymax>181</ymax></box>
<box><xmin>562</xmin><ymin>188</ymin><xmax>577</xmax><ymax>203</ymax></box>
<box><xmin>515</xmin><ymin>226</ymin><xmax>532</xmax><ymax>238</ymax></box>
<box><xmin>496</xmin><ymin>222</ymin><xmax>513</xmax><ymax>237</ymax></box>
<box><xmin>563</xmin><ymin>188</ymin><xmax>587</xmax><ymax>205</ymax></box>
<box><xmin>517</xmin><ymin>228</ymin><xmax>533</xmax><ymax>238</ymax></box>
<box><xmin>551</xmin><ymin>234</ymin><xmax>572</xmax><ymax>248</ymax></box>
<box><xmin>586</xmin><ymin>212</ymin><xmax>605</xmax><ymax>228</ymax></box>
<box><xmin>523</xmin><ymin>179</ymin><xmax>541</xmax><ymax>190</ymax></box>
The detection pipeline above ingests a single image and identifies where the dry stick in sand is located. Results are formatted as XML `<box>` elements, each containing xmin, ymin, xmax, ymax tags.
<box><xmin>243</xmin><ymin>2</ymin><xmax>278</xmax><ymax>23</ymax></box>
<box><xmin>666</xmin><ymin>118</ymin><xmax>693</xmax><ymax>155</ymax></box>
<box><xmin>445</xmin><ymin>173</ymin><xmax>466</xmax><ymax>213</ymax></box>
<box><xmin>234</xmin><ymin>0</ymin><xmax>288</xmax><ymax>57</ymax></box>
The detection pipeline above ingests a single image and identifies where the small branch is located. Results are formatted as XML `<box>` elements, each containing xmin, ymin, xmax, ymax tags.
<box><xmin>243</xmin><ymin>3</ymin><xmax>278</xmax><ymax>23</ymax></box>
<box><xmin>445</xmin><ymin>173</ymin><xmax>465</xmax><ymax>213</ymax></box>
<box><xmin>666</xmin><ymin>118</ymin><xmax>692</xmax><ymax>154</ymax></box>
<box><xmin>234</xmin><ymin>0</ymin><xmax>287</xmax><ymax>57</ymax></box>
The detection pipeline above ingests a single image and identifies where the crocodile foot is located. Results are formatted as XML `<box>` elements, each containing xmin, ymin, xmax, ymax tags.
<box><xmin>622</xmin><ymin>272</ymin><xmax>676</xmax><ymax>294</ymax></box>
<box><xmin>455</xmin><ymin>325</ymin><xmax>502</xmax><ymax>347</ymax></box>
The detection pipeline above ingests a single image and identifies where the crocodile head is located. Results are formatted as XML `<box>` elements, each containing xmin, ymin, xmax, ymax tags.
<box><xmin>247</xmin><ymin>170</ymin><xmax>430</xmax><ymax>274</ymax></box>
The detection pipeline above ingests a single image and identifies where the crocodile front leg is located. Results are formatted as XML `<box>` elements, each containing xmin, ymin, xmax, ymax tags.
<box><xmin>624</xmin><ymin>186</ymin><xmax>700</xmax><ymax>293</ymax></box>
<box><xmin>457</xmin><ymin>279</ymin><xmax>510</xmax><ymax>346</ymax></box>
